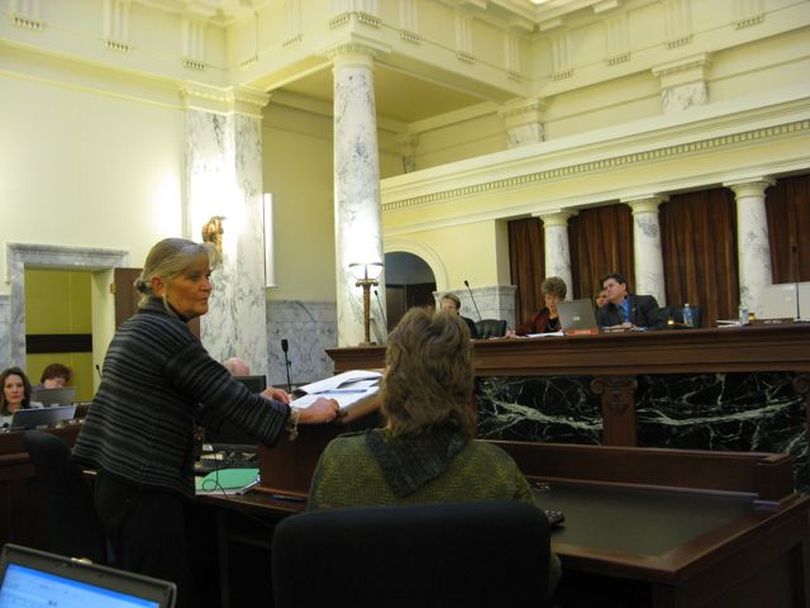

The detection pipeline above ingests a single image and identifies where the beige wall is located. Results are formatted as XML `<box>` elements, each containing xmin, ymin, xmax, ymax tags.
<box><xmin>0</xmin><ymin>50</ymin><xmax>186</xmax><ymax>296</ymax></box>
<box><xmin>263</xmin><ymin>103</ymin><xmax>336</xmax><ymax>302</ymax></box>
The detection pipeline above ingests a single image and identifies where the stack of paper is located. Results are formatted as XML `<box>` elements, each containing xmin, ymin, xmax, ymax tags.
<box><xmin>291</xmin><ymin>369</ymin><xmax>382</xmax><ymax>411</ymax></box>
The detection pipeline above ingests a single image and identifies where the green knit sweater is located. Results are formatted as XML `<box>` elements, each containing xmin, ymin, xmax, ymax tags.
<box><xmin>307</xmin><ymin>429</ymin><xmax>534</xmax><ymax>509</ymax></box>
<box><xmin>307</xmin><ymin>428</ymin><xmax>561</xmax><ymax>596</ymax></box>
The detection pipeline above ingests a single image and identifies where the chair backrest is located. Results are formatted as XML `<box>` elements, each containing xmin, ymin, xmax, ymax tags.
<box><xmin>23</xmin><ymin>431</ymin><xmax>107</xmax><ymax>563</ymax></box>
<box><xmin>660</xmin><ymin>304</ymin><xmax>703</xmax><ymax>328</ymax></box>
<box><xmin>272</xmin><ymin>501</ymin><xmax>550</xmax><ymax>607</ymax></box>
<box><xmin>475</xmin><ymin>318</ymin><xmax>507</xmax><ymax>338</ymax></box>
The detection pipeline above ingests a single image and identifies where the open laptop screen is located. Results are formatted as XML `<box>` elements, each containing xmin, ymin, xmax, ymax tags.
<box><xmin>10</xmin><ymin>405</ymin><xmax>76</xmax><ymax>430</ymax></box>
<box><xmin>557</xmin><ymin>299</ymin><xmax>599</xmax><ymax>334</ymax></box>
<box><xmin>32</xmin><ymin>387</ymin><xmax>76</xmax><ymax>406</ymax></box>
<box><xmin>0</xmin><ymin>544</ymin><xmax>175</xmax><ymax>608</ymax></box>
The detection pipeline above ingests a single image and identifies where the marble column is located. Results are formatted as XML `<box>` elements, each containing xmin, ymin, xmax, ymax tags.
<box><xmin>726</xmin><ymin>178</ymin><xmax>775</xmax><ymax>316</ymax></box>
<box><xmin>331</xmin><ymin>46</ymin><xmax>386</xmax><ymax>346</ymax></box>
<box><xmin>181</xmin><ymin>83</ymin><xmax>271</xmax><ymax>375</ymax></box>
<box><xmin>537</xmin><ymin>211</ymin><xmax>575</xmax><ymax>293</ymax></box>
<box><xmin>625</xmin><ymin>196</ymin><xmax>667</xmax><ymax>305</ymax></box>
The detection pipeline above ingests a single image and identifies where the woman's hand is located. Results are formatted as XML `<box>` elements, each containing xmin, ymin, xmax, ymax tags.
<box><xmin>261</xmin><ymin>386</ymin><xmax>291</xmax><ymax>404</ymax></box>
<box><xmin>297</xmin><ymin>397</ymin><xmax>340</xmax><ymax>424</ymax></box>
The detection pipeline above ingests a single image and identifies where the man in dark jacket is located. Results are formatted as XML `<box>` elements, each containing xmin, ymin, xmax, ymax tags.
<box><xmin>597</xmin><ymin>272</ymin><xmax>662</xmax><ymax>329</ymax></box>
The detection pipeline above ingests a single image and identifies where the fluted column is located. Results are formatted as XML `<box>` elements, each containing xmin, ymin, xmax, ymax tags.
<box><xmin>625</xmin><ymin>196</ymin><xmax>667</xmax><ymax>305</ymax></box>
<box><xmin>332</xmin><ymin>46</ymin><xmax>386</xmax><ymax>346</ymax></box>
<box><xmin>726</xmin><ymin>178</ymin><xmax>775</xmax><ymax>316</ymax></box>
<box><xmin>181</xmin><ymin>83</ymin><xmax>270</xmax><ymax>375</ymax></box>
<box><xmin>537</xmin><ymin>211</ymin><xmax>576</xmax><ymax>292</ymax></box>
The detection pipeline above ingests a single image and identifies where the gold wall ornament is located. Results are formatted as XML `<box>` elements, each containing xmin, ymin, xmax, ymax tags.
<box><xmin>202</xmin><ymin>215</ymin><xmax>226</xmax><ymax>253</ymax></box>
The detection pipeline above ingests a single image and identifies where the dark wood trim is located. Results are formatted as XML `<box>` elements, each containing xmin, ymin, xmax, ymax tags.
<box><xmin>25</xmin><ymin>334</ymin><xmax>92</xmax><ymax>353</ymax></box>
<box><xmin>328</xmin><ymin>325</ymin><xmax>810</xmax><ymax>376</ymax></box>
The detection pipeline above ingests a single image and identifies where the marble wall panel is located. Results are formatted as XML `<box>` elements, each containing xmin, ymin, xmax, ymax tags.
<box><xmin>266</xmin><ymin>300</ymin><xmax>337</xmax><ymax>388</ymax></box>
<box><xmin>477</xmin><ymin>376</ymin><xmax>602</xmax><ymax>444</ymax></box>
<box><xmin>0</xmin><ymin>295</ymin><xmax>10</xmax><ymax>370</ymax></box>
<box><xmin>636</xmin><ymin>372</ymin><xmax>808</xmax><ymax>490</ymax></box>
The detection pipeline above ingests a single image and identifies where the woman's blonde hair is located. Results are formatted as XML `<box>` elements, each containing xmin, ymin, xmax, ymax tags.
<box><xmin>134</xmin><ymin>238</ymin><xmax>219</xmax><ymax>308</ymax></box>
<box><xmin>381</xmin><ymin>307</ymin><xmax>476</xmax><ymax>438</ymax></box>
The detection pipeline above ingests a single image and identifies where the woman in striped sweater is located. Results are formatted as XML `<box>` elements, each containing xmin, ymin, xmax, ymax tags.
<box><xmin>73</xmin><ymin>238</ymin><xmax>338</xmax><ymax>607</ymax></box>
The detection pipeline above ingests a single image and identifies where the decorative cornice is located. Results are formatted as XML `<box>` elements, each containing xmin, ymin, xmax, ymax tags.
<box><xmin>330</xmin><ymin>11</ymin><xmax>381</xmax><ymax>30</ymax></box>
<box><xmin>382</xmin><ymin>120</ymin><xmax>809</xmax><ymax>212</ymax></box>
<box><xmin>400</xmin><ymin>29</ymin><xmax>421</xmax><ymax>43</ymax></box>
<box><xmin>179</xmin><ymin>83</ymin><xmax>270</xmax><ymax>117</ymax></box>
<box><xmin>11</xmin><ymin>13</ymin><xmax>43</xmax><ymax>30</ymax></box>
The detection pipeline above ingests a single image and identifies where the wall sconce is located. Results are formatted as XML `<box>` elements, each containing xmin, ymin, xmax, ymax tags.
<box><xmin>349</xmin><ymin>262</ymin><xmax>384</xmax><ymax>346</ymax></box>
<box><xmin>201</xmin><ymin>215</ymin><xmax>226</xmax><ymax>254</ymax></box>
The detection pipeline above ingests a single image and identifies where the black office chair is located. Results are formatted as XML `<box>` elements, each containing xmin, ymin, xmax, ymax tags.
<box><xmin>475</xmin><ymin>318</ymin><xmax>508</xmax><ymax>338</ymax></box>
<box><xmin>272</xmin><ymin>501</ymin><xmax>551</xmax><ymax>607</ymax></box>
<box><xmin>660</xmin><ymin>304</ymin><xmax>702</xmax><ymax>328</ymax></box>
<box><xmin>23</xmin><ymin>431</ymin><xmax>108</xmax><ymax>563</ymax></box>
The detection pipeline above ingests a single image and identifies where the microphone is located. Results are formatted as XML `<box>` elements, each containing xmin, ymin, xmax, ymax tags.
<box><xmin>95</xmin><ymin>364</ymin><xmax>103</xmax><ymax>380</ymax></box>
<box><xmin>464</xmin><ymin>280</ymin><xmax>483</xmax><ymax>322</ymax></box>
<box><xmin>281</xmin><ymin>339</ymin><xmax>292</xmax><ymax>393</ymax></box>
<box><xmin>373</xmin><ymin>289</ymin><xmax>388</xmax><ymax>331</ymax></box>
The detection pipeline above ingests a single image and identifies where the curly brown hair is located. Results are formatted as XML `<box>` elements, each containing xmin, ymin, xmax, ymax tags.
<box><xmin>381</xmin><ymin>307</ymin><xmax>477</xmax><ymax>438</ymax></box>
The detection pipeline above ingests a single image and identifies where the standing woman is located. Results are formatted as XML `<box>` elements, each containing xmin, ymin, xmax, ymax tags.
<box><xmin>72</xmin><ymin>238</ymin><xmax>338</xmax><ymax>606</ymax></box>
<box><xmin>1</xmin><ymin>367</ymin><xmax>40</xmax><ymax>427</ymax></box>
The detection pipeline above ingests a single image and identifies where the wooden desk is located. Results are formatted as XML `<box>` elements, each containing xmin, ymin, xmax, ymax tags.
<box><xmin>327</xmin><ymin>325</ymin><xmax>810</xmax><ymax>447</ymax></box>
<box><xmin>0</xmin><ymin>425</ymin><xmax>82</xmax><ymax>549</ymax></box>
<box><xmin>497</xmin><ymin>441</ymin><xmax>810</xmax><ymax>607</ymax></box>
<box><xmin>226</xmin><ymin>439</ymin><xmax>809</xmax><ymax>608</ymax></box>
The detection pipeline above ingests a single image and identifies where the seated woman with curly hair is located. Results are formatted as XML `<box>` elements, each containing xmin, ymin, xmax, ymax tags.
<box><xmin>307</xmin><ymin>306</ymin><xmax>561</xmax><ymax>597</ymax></box>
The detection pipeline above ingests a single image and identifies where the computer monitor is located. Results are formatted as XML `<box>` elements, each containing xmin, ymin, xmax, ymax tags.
<box><xmin>0</xmin><ymin>543</ymin><xmax>176</xmax><ymax>608</ymax></box>
<box><xmin>32</xmin><ymin>387</ymin><xmax>76</xmax><ymax>406</ymax></box>
<box><xmin>9</xmin><ymin>405</ymin><xmax>76</xmax><ymax>430</ymax></box>
<box><xmin>203</xmin><ymin>375</ymin><xmax>268</xmax><ymax>452</ymax></box>
<box><xmin>233</xmin><ymin>375</ymin><xmax>267</xmax><ymax>393</ymax></box>
<box><xmin>761</xmin><ymin>282</ymin><xmax>810</xmax><ymax>320</ymax></box>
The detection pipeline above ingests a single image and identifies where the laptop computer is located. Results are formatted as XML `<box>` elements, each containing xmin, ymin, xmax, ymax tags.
<box><xmin>32</xmin><ymin>387</ymin><xmax>76</xmax><ymax>406</ymax></box>
<box><xmin>557</xmin><ymin>299</ymin><xmax>600</xmax><ymax>335</ymax></box>
<box><xmin>10</xmin><ymin>404</ymin><xmax>76</xmax><ymax>430</ymax></box>
<box><xmin>0</xmin><ymin>543</ymin><xmax>176</xmax><ymax>607</ymax></box>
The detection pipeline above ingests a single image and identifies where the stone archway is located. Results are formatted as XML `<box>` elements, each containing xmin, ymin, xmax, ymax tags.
<box><xmin>383</xmin><ymin>251</ymin><xmax>437</xmax><ymax>330</ymax></box>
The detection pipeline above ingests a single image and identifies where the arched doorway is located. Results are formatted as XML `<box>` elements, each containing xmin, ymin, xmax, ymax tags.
<box><xmin>384</xmin><ymin>251</ymin><xmax>437</xmax><ymax>330</ymax></box>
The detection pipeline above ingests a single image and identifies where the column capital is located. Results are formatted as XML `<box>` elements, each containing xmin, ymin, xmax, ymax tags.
<box><xmin>322</xmin><ymin>39</ymin><xmax>390</xmax><ymax>67</ymax></box>
<box><xmin>535</xmin><ymin>209</ymin><xmax>577</xmax><ymax>227</ymax></box>
<box><xmin>724</xmin><ymin>177</ymin><xmax>776</xmax><ymax>198</ymax></box>
<box><xmin>622</xmin><ymin>195</ymin><xmax>669</xmax><ymax>214</ymax></box>
<box><xmin>180</xmin><ymin>83</ymin><xmax>270</xmax><ymax>118</ymax></box>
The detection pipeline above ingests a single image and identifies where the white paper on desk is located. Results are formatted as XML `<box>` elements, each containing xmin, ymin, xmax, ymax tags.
<box><xmin>291</xmin><ymin>369</ymin><xmax>382</xmax><ymax>410</ymax></box>
<box><xmin>526</xmin><ymin>331</ymin><xmax>565</xmax><ymax>338</ymax></box>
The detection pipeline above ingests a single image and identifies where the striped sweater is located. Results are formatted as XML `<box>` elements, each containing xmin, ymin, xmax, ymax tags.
<box><xmin>72</xmin><ymin>298</ymin><xmax>289</xmax><ymax>497</ymax></box>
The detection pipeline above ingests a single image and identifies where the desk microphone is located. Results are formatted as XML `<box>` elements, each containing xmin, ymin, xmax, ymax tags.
<box><xmin>464</xmin><ymin>280</ymin><xmax>483</xmax><ymax>321</ymax></box>
<box><xmin>374</xmin><ymin>289</ymin><xmax>388</xmax><ymax>331</ymax></box>
<box><xmin>281</xmin><ymin>339</ymin><xmax>292</xmax><ymax>393</ymax></box>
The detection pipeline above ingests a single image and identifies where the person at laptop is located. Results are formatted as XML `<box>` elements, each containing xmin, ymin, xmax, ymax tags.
<box><xmin>1</xmin><ymin>367</ymin><xmax>43</xmax><ymax>427</ymax></box>
<box><xmin>597</xmin><ymin>272</ymin><xmax>662</xmax><ymax>329</ymax></box>
<box><xmin>72</xmin><ymin>237</ymin><xmax>339</xmax><ymax>608</ymax></box>
<box><xmin>439</xmin><ymin>292</ymin><xmax>479</xmax><ymax>338</ymax></box>
<box><xmin>508</xmin><ymin>276</ymin><xmax>567</xmax><ymax>336</ymax></box>
<box><xmin>37</xmin><ymin>363</ymin><xmax>72</xmax><ymax>390</ymax></box>
<box><xmin>307</xmin><ymin>307</ymin><xmax>561</xmax><ymax>599</ymax></box>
